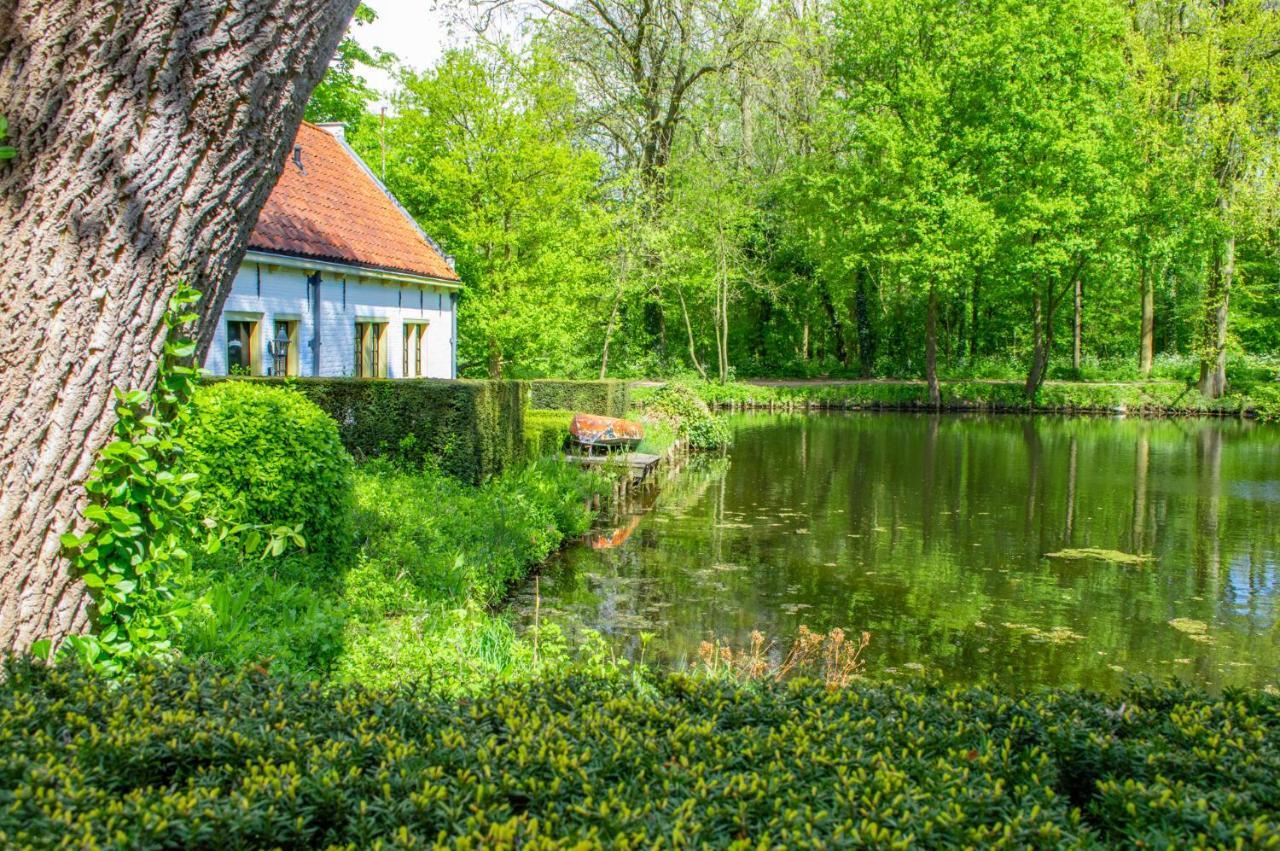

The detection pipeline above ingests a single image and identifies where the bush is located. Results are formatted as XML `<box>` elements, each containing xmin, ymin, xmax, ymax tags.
<box><xmin>185</xmin><ymin>381</ymin><xmax>354</xmax><ymax>567</ymax></box>
<box><xmin>528</xmin><ymin>379</ymin><xmax>630</xmax><ymax>417</ymax></box>
<box><xmin>642</xmin><ymin>383</ymin><xmax>732</xmax><ymax>450</ymax></box>
<box><xmin>3</xmin><ymin>660</ymin><xmax>1277</xmax><ymax>849</ymax></box>
<box><xmin>211</xmin><ymin>377</ymin><xmax>526</xmax><ymax>484</ymax></box>
<box><xmin>522</xmin><ymin>409</ymin><xmax>573</xmax><ymax>459</ymax></box>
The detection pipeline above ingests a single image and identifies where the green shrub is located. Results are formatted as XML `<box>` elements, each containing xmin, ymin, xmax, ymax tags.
<box><xmin>522</xmin><ymin>408</ymin><xmax>573</xmax><ymax>459</ymax></box>
<box><xmin>528</xmin><ymin>379</ymin><xmax>630</xmax><ymax>417</ymax></box>
<box><xmin>185</xmin><ymin>381</ymin><xmax>354</xmax><ymax>568</ymax></box>
<box><xmin>642</xmin><ymin>383</ymin><xmax>732</xmax><ymax>450</ymax></box>
<box><xmin>3</xmin><ymin>660</ymin><xmax>1277</xmax><ymax>849</ymax></box>
<box><xmin>209</xmin><ymin>377</ymin><xmax>526</xmax><ymax>484</ymax></box>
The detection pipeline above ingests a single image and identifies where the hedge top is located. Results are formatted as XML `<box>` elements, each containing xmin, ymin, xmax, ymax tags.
<box><xmin>2</xmin><ymin>660</ymin><xmax>1277</xmax><ymax>849</ymax></box>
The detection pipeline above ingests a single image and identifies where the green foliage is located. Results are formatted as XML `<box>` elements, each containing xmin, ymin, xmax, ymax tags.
<box><xmin>528</xmin><ymin>379</ymin><xmax>630</xmax><ymax>417</ymax></box>
<box><xmin>358</xmin><ymin>46</ymin><xmax>615</xmax><ymax>378</ymax></box>
<box><xmin>54</xmin><ymin>286</ymin><xmax>206</xmax><ymax>673</ymax></box>
<box><xmin>185</xmin><ymin>381</ymin><xmax>354</xmax><ymax>569</ymax></box>
<box><xmin>641</xmin><ymin>383</ymin><xmax>733</xmax><ymax>450</ymax></box>
<box><xmin>523</xmin><ymin>409</ymin><xmax>573</xmax><ymax>459</ymax></box>
<box><xmin>655</xmin><ymin>378</ymin><xmax>1274</xmax><ymax>418</ymax></box>
<box><xmin>176</xmin><ymin>459</ymin><xmax>604</xmax><ymax>690</ymax></box>
<box><xmin>225</xmin><ymin>377</ymin><xmax>526</xmax><ymax>484</ymax></box>
<box><xmin>0</xmin><ymin>115</ymin><xmax>15</xmax><ymax>160</ymax></box>
<box><xmin>304</xmin><ymin>4</ymin><xmax>393</xmax><ymax>130</ymax></box>
<box><xmin>4</xmin><ymin>660</ymin><xmax>1278</xmax><ymax>848</ymax></box>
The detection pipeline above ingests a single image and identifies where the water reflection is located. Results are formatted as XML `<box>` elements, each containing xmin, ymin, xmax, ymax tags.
<box><xmin>514</xmin><ymin>413</ymin><xmax>1280</xmax><ymax>692</ymax></box>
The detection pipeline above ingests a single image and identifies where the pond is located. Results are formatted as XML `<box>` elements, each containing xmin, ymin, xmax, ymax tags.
<box><xmin>514</xmin><ymin>412</ymin><xmax>1280</xmax><ymax>692</ymax></box>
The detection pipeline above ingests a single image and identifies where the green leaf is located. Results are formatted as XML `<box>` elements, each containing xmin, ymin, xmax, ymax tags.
<box><xmin>81</xmin><ymin>573</ymin><xmax>105</xmax><ymax>588</ymax></box>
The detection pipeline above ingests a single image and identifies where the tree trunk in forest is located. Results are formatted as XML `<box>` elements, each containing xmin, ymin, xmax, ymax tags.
<box><xmin>820</xmin><ymin>286</ymin><xmax>849</xmax><ymax>367</ymax></box>
<box><xmin>969</xmin><ymin>267</ymin><xmax>981</xmax><ymax>362</ymax></box>
<box><xmin>925</xmin><ymin>285</ymin><xmax>940</xmax><ymax>408</ymax></box>
<box><xmin>1025</xmin><ymin>290</ymin><xmax>1049</xmax><ymax>401</ymax></box>
<box><xmin>487</xmin><ymin>337</ymin><xmax>504</xmax><ymax>379</ymax></box>
<box><xmin>855</xmin><ymin>266</ymin><xmax>875</xmax><ymax>377</ymax></box>
<box><xmin>1072</xmin><ymin>274</ymin><xmax>1083</xmax><ymax>376</ymax></box>
<box><xmin>0</xmin><ymin>0</ymin><xmax>358</xmax><ymax>655</ymax></box>
<box><xmin>599</xmin><ymin>290</ymin><xmax>622</xmax><ymax>379</ymax></box>
<box><xmin>676</xmin><ymin>285</ymin><xmax>708</xmax><ymax>381</ymax></box>
<box><xmin>1138</xmin><ymin>262</ymin><xmax>1154</xmax><ymax>377</ymax></box>
<box><xmin>1198</xmin><ymin>232</ymin><xmax>1234</xmax><ymax>399</ymax></box>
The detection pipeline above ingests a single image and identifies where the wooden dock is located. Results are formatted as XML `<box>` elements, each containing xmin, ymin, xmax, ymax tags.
<box><xmin>565</xmin><ymin>452</ymin><xmax>663</xmax><ymax>484</ymax></box>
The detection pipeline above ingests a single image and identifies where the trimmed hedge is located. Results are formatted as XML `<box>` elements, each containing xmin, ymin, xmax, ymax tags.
<box><xmin>212</xmin><ymin>378</ymin><xmax>525</xmax><ymax>484</ymax></box>
<box><xmin>523</xmin><ymin>408</ymin><xmax>573</xmax><ymax>459</ymax></box>
<box><xmin>528</xmin><ymin>379</ymin><xmax>630</xmax><ymax>418</ymax></box>
<box><xmin>3</xmin><ymin>661</ymin><xmax>1277</xmax><ymax>849</ymax></box>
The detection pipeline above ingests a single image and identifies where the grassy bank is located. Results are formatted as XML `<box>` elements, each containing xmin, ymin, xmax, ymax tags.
<box><xmin>5</xmin><ymin>659</ymin><xmax>1278</xmax><ymax>848</ymax></box>
<box><xmin>177</xmin><ymin>458</ymin><xmax>604</xmax><ymax>694</ymax></box>
<box><xmin>635</xmin><ymin>378</ymin><xmax>1280</xmax><ymax>420</ymax></box>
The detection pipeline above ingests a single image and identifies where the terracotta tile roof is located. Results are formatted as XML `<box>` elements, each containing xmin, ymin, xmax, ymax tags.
<box><xmin>249</xmin><ymin>122</ymin><xmax>459</xmax><ymax>283</ymax></box>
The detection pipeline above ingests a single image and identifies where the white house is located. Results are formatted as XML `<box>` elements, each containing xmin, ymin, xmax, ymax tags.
<box><xmin>204</xmin><ymin>121</ymin><xmax>461</xmax><ymax>380</ymax></box>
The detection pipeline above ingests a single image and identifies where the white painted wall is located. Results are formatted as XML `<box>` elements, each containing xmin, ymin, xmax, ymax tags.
<box><xmin>204</xmin><ymin>259</ymin><xmax>457</xmax><ymax>379</ymax></box>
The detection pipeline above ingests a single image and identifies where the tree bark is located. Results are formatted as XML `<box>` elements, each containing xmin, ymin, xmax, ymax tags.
<box><xmin>1138</xmin><ymin>261</ymin><xmax>1154</xmax><ymax>377</ymax></box>
<box><xmin>1198</xmin><ymin>232</ymin><xmax>1233</xmax><ymax>399</ymax></box>
<box><xmin>925</xmin><ymin>284</ymin><xmax>940</xmax><ymax>408</ymax></box>
<box><xmin>0</xmin><ymin>0</ymin><xmax>358</xmax><ymax>654</ymax></box>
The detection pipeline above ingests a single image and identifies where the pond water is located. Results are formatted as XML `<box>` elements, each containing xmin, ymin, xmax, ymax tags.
<box><xmin>513</xmin><ymin>413</ymin><xmax>1280</xmax><ymax>692</ymax></box>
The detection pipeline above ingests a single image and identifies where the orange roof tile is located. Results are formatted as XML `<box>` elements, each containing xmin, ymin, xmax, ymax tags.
<box><xmin>249</xmin><ymin>122</ymin><xmax>459</xmax><ymax>283</ymax></box>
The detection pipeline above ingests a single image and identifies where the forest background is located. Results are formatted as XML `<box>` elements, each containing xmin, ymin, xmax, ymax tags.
<box><xmin>310</xmin><ymin>0</ymin><xmax>1280</xmax><ymax>401</ymax></box>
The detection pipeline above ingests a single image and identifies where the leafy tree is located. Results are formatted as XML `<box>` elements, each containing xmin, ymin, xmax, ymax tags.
<box><xmin>360</xmin><ymin>46</ymin><xmax>614</xmax><ymax>377</ymax></box>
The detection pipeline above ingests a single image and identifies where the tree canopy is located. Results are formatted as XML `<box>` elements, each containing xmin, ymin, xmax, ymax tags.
<box><xmin>308</xmin><ymin>0</ymin><xmax>1280</xmax><ymax>394</ymax></box>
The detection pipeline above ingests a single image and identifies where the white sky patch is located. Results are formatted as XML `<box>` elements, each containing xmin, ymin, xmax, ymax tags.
<box><xmin>356</xmin><ymin>1</ymin><xmax>464</xmax><ymax>109</ymax></box>
<box><xmin>354</xmin><ymin>1</ymin><xmax>535</xmax><ymax>110</ymax></box>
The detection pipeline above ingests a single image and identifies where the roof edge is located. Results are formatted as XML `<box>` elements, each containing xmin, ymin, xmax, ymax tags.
<box><xmin>245</xmin><ymin>249</ymin><xmax>462</xmax><ymax>290</ymax></box>
<box><xmin>309</xmin><ymin>121</ymin><xmax>461</xmax><ymax>283</ymax></box>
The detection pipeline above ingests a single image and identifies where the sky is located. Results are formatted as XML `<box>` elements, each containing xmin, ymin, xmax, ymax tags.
<box><xmin>354</xmin><ymin>1</ymin><xmax>466</xmax><ymax>108</ymax></box>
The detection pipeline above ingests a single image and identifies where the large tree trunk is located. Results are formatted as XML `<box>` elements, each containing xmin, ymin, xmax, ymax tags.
<box><xmin>1198</xmin><ymin>232</ymin><xmax>1234</xmax><ymax>399</ymax></box>
<box><xmin>1138</xmin><ymin>261</ymin><xmax>1154</xmax><ymax>377</ymax></box>
<box><xmin>0</xmin><ymin>0</ymin><xmax>358</xmax><ymax>654</ymax></box>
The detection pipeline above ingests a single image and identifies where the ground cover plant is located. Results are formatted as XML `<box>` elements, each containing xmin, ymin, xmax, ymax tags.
<box><xmin>2</xmin><ymin>658</ymin><xmax>1277</xmax><ymax>849</ymax></box>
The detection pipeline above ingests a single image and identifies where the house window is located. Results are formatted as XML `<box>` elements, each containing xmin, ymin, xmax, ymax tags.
<box><xmin>270</xmin><ymin>319</ymin><xmax>299</xmax><ymax>377</ymax></box>
<box><xmin>226</xmin><ymin>319</ymin><xmax>259</xmax><ymax>375</ymax></box>
<box><xmin>355</xmin><ymin>321</ymin><xmax>387</xmax><ymax>378</ymax></box>
<box><xmin>403</xmin><ymin>322</ymin><xmax>428</xmax><ymax>377</ymax></box>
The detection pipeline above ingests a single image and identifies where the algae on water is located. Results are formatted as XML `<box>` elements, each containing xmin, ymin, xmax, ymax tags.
<box><xmin>1045</xmin><ymin>547</ymin><xmax>1152</xmax><ymax>566</ymax></box>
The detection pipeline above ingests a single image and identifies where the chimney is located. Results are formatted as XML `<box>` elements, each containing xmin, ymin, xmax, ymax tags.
<box><xmin>317</xmin><ymin>122</ymin><xmax>346</xmax><ymax>141</ymax></box>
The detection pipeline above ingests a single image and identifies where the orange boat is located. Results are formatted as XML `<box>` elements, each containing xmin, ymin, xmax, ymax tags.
<box><xmin>569</xmin><ymin>413</ymin><xmax>644</xmax><ymax>452</ymax></box>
